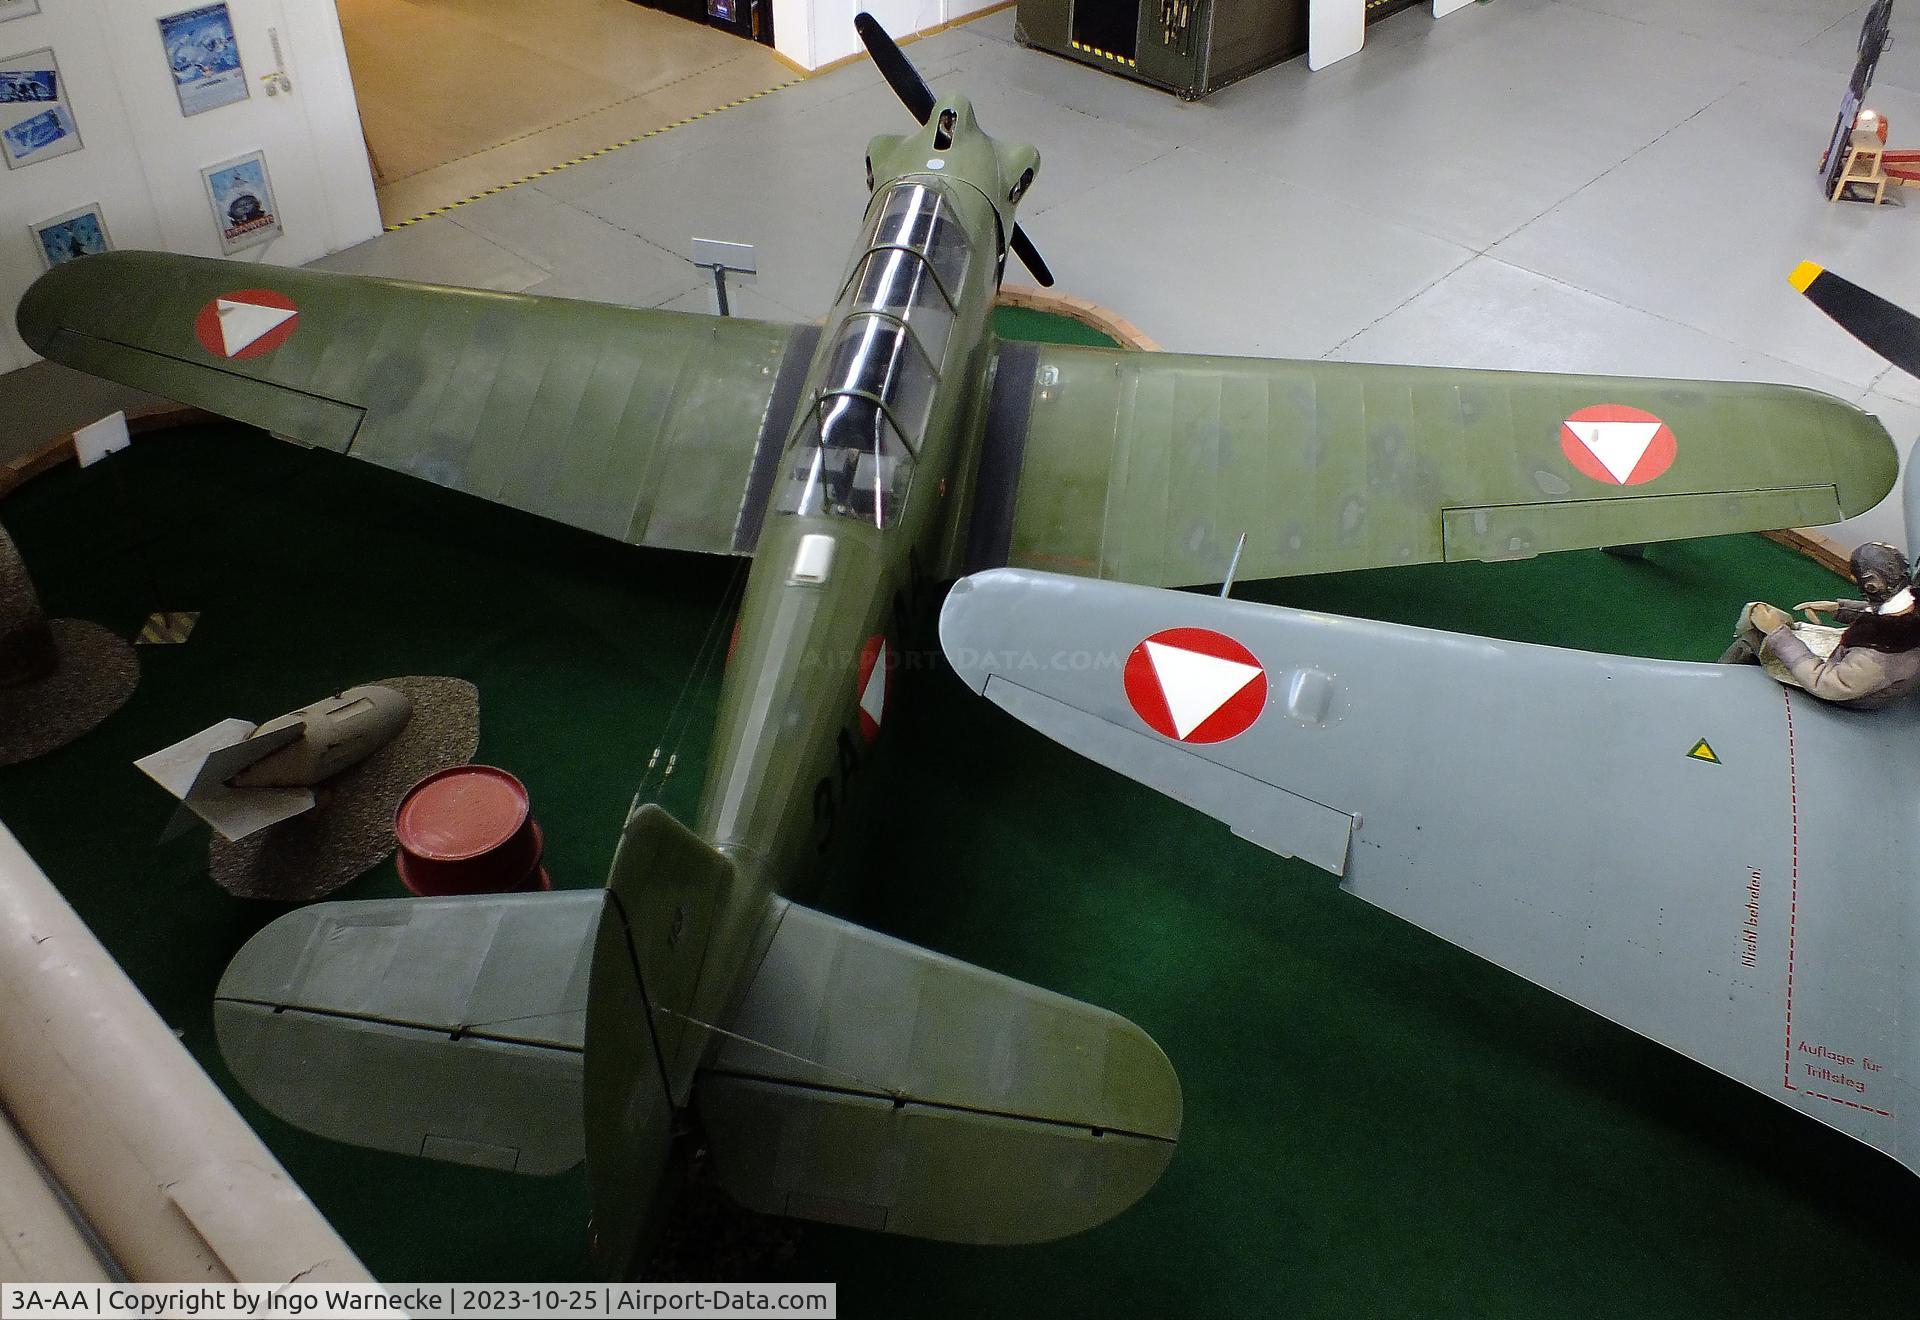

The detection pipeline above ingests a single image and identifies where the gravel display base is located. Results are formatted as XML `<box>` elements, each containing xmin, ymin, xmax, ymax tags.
<box><xmin>210</xmin><ymin>676</ymin><xmax>479</xmax><ymax>900</ymax></box>
<box><xmin>0</xmin><ymin>619</ymin><xmax>139</xmax><ymax>767</ymax></box>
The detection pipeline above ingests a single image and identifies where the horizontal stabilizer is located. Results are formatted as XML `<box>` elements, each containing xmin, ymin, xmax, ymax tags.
<box><xmin>135</xmin><ymin>719</ymin><xmax>311</xmax><ymax>841</ymax></box>
<box><xmin>213</xmin><ymin>891</ymin><xmax>600</xmax><ymax>1174</ymax></box>
<box><xmin>696</xmin><ymin>901</ymin><xmax>1181</xmax><ymax>1244</ymax></box>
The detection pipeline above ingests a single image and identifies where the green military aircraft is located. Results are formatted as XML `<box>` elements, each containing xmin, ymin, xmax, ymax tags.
<box><xmin>12</xmin><ymin>16</ymin><xmax>1899</xmax><ymax>1277</ymax></box>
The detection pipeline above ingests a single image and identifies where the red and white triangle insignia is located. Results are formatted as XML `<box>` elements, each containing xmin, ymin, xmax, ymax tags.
<box><xmin>193</xmin><ymin>289</ymin><xmax>300</xmax><ymax>360</ymax></box>
<box><xmin>1559</xmin><ymin>404</ymin><xmax>1676</xmax><ymax>486</ymax></box>
<box><xmin>856</xmin><ymin>635</ymin><xmax>889</xmax><ymax>742</ymax></box>
<box><xmin>1571</xmin><ymin>420</ymin><xmax>1663</xmax><ymax>484</ymax></box>
<box><xmin>1123</xmin><ymin>627</ymin><xmax>1267</xmax><ymax>743</ymax></box>
<box><xmin>1142</xmin><ymin>641</ymin><xmax>1260</xmax><ymax>738</ymax></box>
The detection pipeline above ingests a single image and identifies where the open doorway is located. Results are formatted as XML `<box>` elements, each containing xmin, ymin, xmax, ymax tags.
<box><xmin>339</xmin><ymin>0</ymin><xmax>789</xmax><ymax>225</ymax></box>
<box><xmin>1070</xmin><ymin>3</ymin><xmax>1137</xmax><ymax>63</ymax></box>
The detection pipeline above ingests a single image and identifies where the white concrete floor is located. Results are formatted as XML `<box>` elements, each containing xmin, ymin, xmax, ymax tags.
<box><xmin>225</xmin><ymin>2</ymin><xmax>1920</xmax><ymax>547</ymax></box>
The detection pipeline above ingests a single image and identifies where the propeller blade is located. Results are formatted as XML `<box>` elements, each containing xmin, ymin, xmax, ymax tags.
<box><xmin>1791</xmin><ymin>261</ymin><xmax>1920</xmax><ymax>381</ymax></box>
<box><xmin>1010</xmin><ymin>226</ymin><xmax>1054</xmax><ymax>288</ymax></box>
<box><xmin>853</xmin><ymin>14</ymin><xmax>1054</xmax><ymax>287</ymax></box>
<box><xmin>854</xmin><ymin>12</ymin><xmax>935</xmax><ymax>124</ymax></box>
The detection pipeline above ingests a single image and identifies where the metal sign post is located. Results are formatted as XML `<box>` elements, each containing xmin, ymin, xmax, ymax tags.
<box><xmin>690</xmin><ymin>237</ymin><xmax>758</xmax><ymax>317</ymax></box>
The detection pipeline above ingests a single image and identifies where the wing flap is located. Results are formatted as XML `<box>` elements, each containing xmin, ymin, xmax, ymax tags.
<box><xmin>986</xmin><ymin>674</ymin><xmax>1354</xmax><ymax>873</ymax></box>
<box><xmin>212</xmin><ymin>891</ymin><xmax>599</xmax><ymax>1175</ymax></box>
<box><xmin>696</xmin><ymin>901</ymin><xmax>1180</xmax><ymax>1244</ymax></box>
<box><xmin>986</xmin><ymin>345</ymin><xmax>1897</xmax><ymax>587</ymax></box>
<box><xmin>1440</xmin><ymin>484</ymin><xmax>1844</xmax><ymax>562</ymax></box>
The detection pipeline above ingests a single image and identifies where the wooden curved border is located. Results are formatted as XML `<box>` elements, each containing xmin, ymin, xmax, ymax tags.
<box><xmin>996</xmin><ymin>284</ymin><xmax>1161</xmax><ymax>351</ymax></box>
<box><xmin>0</xmin><ymin>404</ymin><xmax>215</xmax><ymax>500</ymax></box>
<box><xmin>0</xmin><ymin>388</ymin><xmax>1855</xmax><ymax>582</ymax></box>
<box><xmin>1763</xmin><ymin>527</ymin><xmax>1852</xmax><ymax>578</ymax></box>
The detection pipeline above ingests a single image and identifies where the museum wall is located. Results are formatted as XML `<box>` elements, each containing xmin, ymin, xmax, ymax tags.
<box><xmin>0</xmin><ymin>0</ymin><xmax>379</xmax><ymax>373</ymax></box>
<box><xmin>772</xmin><ymin>0</ymin><xmax>1003</xmax><ymax>71</ymax></box>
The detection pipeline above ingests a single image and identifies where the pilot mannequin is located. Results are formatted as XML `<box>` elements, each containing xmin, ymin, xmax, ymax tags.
<box><xmin>1725</xmin><ymin>542</ymin><xmax>1920</xmax><ymax>708</ymax></box>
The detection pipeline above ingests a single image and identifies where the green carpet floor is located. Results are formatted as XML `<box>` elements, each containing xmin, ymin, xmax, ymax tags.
<box><xmin>1</xmin><ymin>307</ymin><xmax>1915</xmax><ymax>1315</ymax></box>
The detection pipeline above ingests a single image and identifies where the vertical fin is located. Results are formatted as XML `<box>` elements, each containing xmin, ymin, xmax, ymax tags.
<box><xmin>584</xmin><ymin>804</ymin><xmax>735</xmax><ymax>1278</ymax></box>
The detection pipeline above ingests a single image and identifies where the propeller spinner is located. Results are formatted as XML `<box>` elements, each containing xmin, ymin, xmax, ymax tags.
<box><xmin>853</xmin><ymin>12</ymin><xmax>1054</xmax><ymax>287</ymax></box>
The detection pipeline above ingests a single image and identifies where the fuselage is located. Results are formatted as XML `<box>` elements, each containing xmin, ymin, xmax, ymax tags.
<box><xmin>665</xmin><ymin>99</ymin><xmax>1036</xmax><ymax>1088</ymax></box>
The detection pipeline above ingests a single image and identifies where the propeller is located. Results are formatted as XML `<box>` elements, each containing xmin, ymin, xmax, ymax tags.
<box><xmin>855</xmin><ymin>11</ymin><xmax>936</xmax><ymax>122</ymax></box>
<box><xmin>1008</xmin><ymin>228</ymin><xmax>1054</xmax><ymax>288</ymax></box>
<box><xmin>1791</xmin><ymin>260</ymin><xmax>1920</xmax><ymax>559</ymax></box>
<box><xmin>853</xmin><ymin>12</ymin><xmax>1054</xmax><ymax>287</ymax></box>
<box><xmin>1790</xmin><ymin>261</ymin><xmax>1920</xmax><ymax>381</ymax></box>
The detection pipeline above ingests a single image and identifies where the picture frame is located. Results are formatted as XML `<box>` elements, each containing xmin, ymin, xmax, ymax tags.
<box><xmin>0</xmin><ymin>63</ymin><xmax>50</xmax><ymax>103</ymax></box>
<box><xmin>0</xmin><ymin>45</ymin><xmax>79</xmax><ymax>169</ymax></box>
<box><xmin>0</xmin><ymin>2</ymin><xmax>43</xmax><ymax>26</ymax></box>
<box><xmin>201</xmin><ymin>150</ymin><xmax>281</xmax><ymax>254</ymax></box>
<box><xmin>30</xmin><ymin>202</ymin><xmax>110</xmax><ymax>270</ymax></box>
<box><xmin>158</xmin><ymin>4</ymin><xmax>248</xmax><ymax>117</ymax></box>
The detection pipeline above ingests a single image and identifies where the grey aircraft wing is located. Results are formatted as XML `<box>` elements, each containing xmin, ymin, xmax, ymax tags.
<box><xmin>939</xmin><ymin>567</ymin><xmax>1919</xmax><ymax>1173</ymax></box>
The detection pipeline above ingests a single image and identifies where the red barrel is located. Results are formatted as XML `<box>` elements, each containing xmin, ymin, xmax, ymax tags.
<box><xmin>393</xmin><ymin>765</ymin><xmax>551</xmax><ymax>896</ymax></box>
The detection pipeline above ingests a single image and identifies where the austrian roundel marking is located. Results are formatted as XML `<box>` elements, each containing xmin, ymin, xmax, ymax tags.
<box><xmin>193</xmin><ymin>288</ymin><xmax>300</xmax><ymax>360</ymax></box>
<box><xmin>1560</xmin><ymin>403</ymin><xmax>1676</xmax><ymax>486</ymax></box>
<box><xmin>1123</xmin><ymin>627</ymin><xmax>1267</xmax><ymax>744</ymax></box>
<box><xmin>856</xmin><ymin>634</ymin><xmax>890</xmax><ymax>742</ymax></box>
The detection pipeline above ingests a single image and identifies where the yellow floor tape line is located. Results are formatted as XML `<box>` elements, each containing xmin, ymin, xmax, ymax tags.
<box><xmin>384</xmin><ymin>80</ymin><xmax>802</xmax><ymax>231</ymax></box>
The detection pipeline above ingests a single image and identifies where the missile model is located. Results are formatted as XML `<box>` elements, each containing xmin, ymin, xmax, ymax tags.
<box><xmin>136</xmin><ymin>685</ymin><xmax>413</xmax><ymax>841</ymax></box>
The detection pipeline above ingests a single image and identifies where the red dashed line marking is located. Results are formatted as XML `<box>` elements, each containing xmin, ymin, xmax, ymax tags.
<box><xmin>1782</xmin><ymin>688</ymin><xmax>1799</xmax><ymax>1092</ymax></box>
<box><xmin>1777</xmin><ymin>689</ymin><xmax>1894</xmax><ymax>1121</ymax></box>
<box><xmin>1803</xmin><ymin>1089</ymin><xmax>1894</xmax><ymax>1118</ymax></box>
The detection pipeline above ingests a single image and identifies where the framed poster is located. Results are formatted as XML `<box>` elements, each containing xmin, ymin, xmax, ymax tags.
<box><xmin>159</xmin><ymin>4</ymin><xmax>247</xmax><ymax>117</ymax></box>
<box><xmin>0</xmin><ymin>2</ymin><xmax>42</xmax><ymax>24</ymax></box>
<box><xmin>0</xmin><ymin>46</ymin><xmax>79</xmax><ymax>169</ymax></box>
<box><xmin>202</xmin><ymin>150</ymin><xmax>281</xmax><ymax>253</ymax></box>
<box><xmin>30</xmin><ymin>202</ymin><xmax>110</xmax><ymax>269</ymax></box>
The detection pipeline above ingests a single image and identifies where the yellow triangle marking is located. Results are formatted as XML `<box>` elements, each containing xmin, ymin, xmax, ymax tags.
<box><xmin>1687</xmin><ymin>738</ymin><xmax>1719</xmax><ymax>764</ymax></box>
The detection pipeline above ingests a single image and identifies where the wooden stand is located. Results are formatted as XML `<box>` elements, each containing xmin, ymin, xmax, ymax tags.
<box><xmin>1832</xmin><ymin>130</ymin><xmax>1890</xmax><ymax>204</ymax></box>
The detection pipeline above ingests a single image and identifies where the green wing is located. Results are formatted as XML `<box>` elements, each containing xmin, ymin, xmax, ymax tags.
<box><xmin>977</xmin><ymin>344</ymin><xmax>1898</xmax><ymax>587</ymax></box>
<box><xmin>17</xmin><ymin>251</ymin><xmax>816</xmax><ymax>555</ymax></box>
